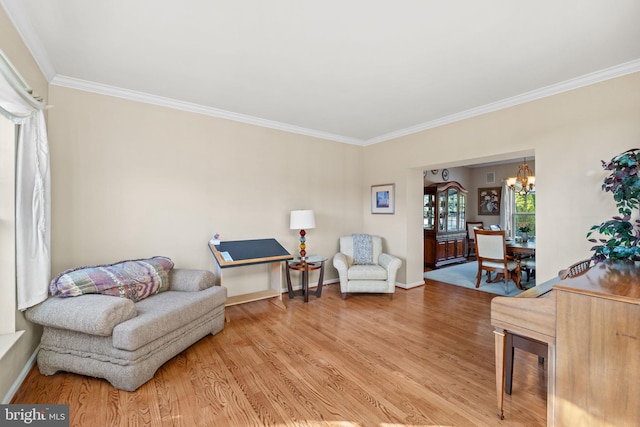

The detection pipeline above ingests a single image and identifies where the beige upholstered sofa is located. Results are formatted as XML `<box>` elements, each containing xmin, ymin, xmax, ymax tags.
<box><xmin>25</xmin><ymin>268</ymin><xmax>226</xmax><ymax>391</ymax></box>
<box><xmin>333</xmin><ymin>234</ymin><xmax>402</xmax><ymax>299</ymax></box>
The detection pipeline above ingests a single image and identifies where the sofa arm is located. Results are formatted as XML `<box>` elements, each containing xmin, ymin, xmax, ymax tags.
<box><xmin>168</xmin><ymin>268</ymin><xmax>216</xmax><ymax>292</ymax></box>
<box><xmin>25</xmin><ymin>294</ymin><xmax>137</xmax><ymax>336</ymax></box>
<box><xmin>379</xmin><ymin>253</ymin><xmax>402</xmax><ymax>285</ymax></box>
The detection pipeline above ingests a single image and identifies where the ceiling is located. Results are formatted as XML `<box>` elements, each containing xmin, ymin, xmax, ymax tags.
<box><xmin>3</xmin><ymin>1</ymin><xmax>640</xmax><ymax>146</ymax></box>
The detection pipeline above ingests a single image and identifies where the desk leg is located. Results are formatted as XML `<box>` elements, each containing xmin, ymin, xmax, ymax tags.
<box><xmin>494</xmin><ymin>328</ymin><xmax>507</xmax><ymax>420</ymax></box>
<box><xmin>269</xmin><ymin>262</ymin><xmax>286</xmax><ymax>310</ymax></box>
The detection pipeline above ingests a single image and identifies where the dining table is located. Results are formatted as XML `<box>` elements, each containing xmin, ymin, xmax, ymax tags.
<box><xmin>506</xmin><ymin>240</ymin><xmax>535</xmax><ymax>257</ymax></box>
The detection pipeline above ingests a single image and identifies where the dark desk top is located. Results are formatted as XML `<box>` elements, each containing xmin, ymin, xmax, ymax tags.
<box><xmin>208</xmin><ymin>238</ymin><xmax>293</xmax><ymax>268</ymax></box>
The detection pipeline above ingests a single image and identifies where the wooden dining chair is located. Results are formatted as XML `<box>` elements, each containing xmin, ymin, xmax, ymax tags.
<box><xmin>474</xmin><ymin>229</ymin><xmax>522</xmax><ymax>292</ymax></box>
<box><xmin>466</xmin><ymin>221</ymin><xmax>483</xmax><ymax>257</ymax></box>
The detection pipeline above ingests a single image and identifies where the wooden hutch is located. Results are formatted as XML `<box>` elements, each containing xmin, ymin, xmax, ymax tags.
<box><xmin>424</xmin><ymin>181</ymin><xmax>467</xmax><ymax>268</ymax></box>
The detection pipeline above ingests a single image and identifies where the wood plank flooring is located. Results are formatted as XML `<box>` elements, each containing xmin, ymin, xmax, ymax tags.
<box><xmin>12</xmin><ymin>280</ymin><xmax>547</xmax><ymax>426</ymax></box>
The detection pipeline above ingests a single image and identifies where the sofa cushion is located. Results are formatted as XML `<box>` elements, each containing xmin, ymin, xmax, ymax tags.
<box><xmin>25</xmin><ymin>294</ymin><xmax>137</xmax><ymax>336</ymax></box>
<box><xmin>50</xmin><ymin>256</ymin><xmax>174</xmax><ymax>302</ymax></box>
<box><xmin>347</xmin><ymin>264</ymin><xmax>388</xmax><ymax>281</ymax></box>
<box><xmin>112</xmin><ymin>285</ymin><xmax>227</xmax><ymax>351</ymax></box>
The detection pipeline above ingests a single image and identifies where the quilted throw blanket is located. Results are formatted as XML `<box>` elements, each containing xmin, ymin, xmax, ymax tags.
<box><xmin>50</xmin><ymin>256</ymin><xmax>174</xmax><ymax>302</ymax></box>
<box><xmin>352</xmin><ymin>234</ymin><xmax>373</xmax><ymax>265</ymax></box>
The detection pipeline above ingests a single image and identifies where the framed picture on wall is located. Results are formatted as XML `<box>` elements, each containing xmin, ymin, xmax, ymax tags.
<box><xmin>478</xmin><ymin>187</ymin><xmax>501</xmax><ymax>215</ymax></box>
<box><xmin>371</xmin><ymin>184</ymin><xmax>395</xmax><ymax>214</ymax></box>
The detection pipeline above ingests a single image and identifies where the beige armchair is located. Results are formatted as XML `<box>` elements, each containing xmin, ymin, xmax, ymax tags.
<box><xmin>333</xmin><ymin>234</ymin><xmax>402</xmax><ymax>299</ymax></box>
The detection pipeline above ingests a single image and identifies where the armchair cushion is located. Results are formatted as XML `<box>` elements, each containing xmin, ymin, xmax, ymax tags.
<box><xmin>347</xmin><ymin>264</ymin><xmax>388</xmax><ymax>281</ymax></box>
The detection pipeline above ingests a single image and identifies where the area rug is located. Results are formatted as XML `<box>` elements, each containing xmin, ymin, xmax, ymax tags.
<box><xmin>424</xmin><ymin>261</ymin><xmax>534</xmax><ymax>296</ymax></box>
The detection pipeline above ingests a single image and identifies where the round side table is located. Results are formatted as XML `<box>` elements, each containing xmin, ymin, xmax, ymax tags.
<box><xmin>285</xmin><ymin>255</ymin><xmax>326</xmax><ymax>302</ymax></box>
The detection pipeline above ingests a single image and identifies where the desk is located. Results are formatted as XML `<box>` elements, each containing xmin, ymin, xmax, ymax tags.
<box><xmin>285</xmin><ymin>256</ymin><xmax>326</xmax><ymax>302</ymax></box>
<box><xmin>208</xmin><ymin>238</ymin><xmax>293</xmax><ymax>317</ymax></box>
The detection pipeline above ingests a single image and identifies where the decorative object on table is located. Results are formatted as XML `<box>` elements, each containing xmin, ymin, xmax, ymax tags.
<box><xmin>518</xmin><ymin>225</ymin><xmax>530</xmax><ymax>243</ymax></box>
<box><xmin>506</xmin><ymin>158</ymin><xmax>536</xmax><ymax>195</ymax></box>
<box><xmin>290</xmin><ymin>209</ymin><xmax>316</xmax><ymax>259</ymax></box>
<box><xmin>441</xmin><ymin>169</ymin><xmax>450</xmax><ymax>181</ymax></box>
<box><xmin>431</xmin><ymin>169</ymin><xmax>438</xmax><ymax>174</ymax></box>
<box><xmin>587</xmin><ymin>148</ymin><xmax>640</xmax><ymax>263</ymax></box>
<box><xmin>478</xmin><ymin>187</ymin><xmax>501</xmax><ymax>215</ymax></box>
<box><xmin>210</xmin><ymin>233</ymin><xmax>221</xmax><ymax>245</ymax></box>
<box><xmin>371</xmin><ymin>183</ymin><xmax>395</xmax><ymax>214</ymax></box>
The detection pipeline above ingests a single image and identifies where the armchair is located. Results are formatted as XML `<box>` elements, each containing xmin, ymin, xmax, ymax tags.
<box><xmin>333</xmin><ymin>235</ymin><xmax>402</xmax><ymax>299</ymax></box>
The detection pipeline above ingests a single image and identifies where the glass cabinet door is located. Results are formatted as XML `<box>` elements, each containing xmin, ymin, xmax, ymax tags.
<box><xmin>423</xmin><ymin>193</ymin><xmax>435</xmax><ymax>229</ymax></box>
<box><xmin>458</xmin><ymin>193</ymin><xmax>466</xmax><ymax>231</ymax></box>
<box><xmin>447</xmin><ymin>189</ymin><xmax>458</xmax><ymax>231</ymax></box>
<box><xmin>438</xmin><ymin>192</ymin><xmax>446</xmax><ymax>231</ymax></box>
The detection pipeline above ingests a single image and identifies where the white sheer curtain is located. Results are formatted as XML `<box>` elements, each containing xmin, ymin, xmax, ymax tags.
<box><xmin>500</xmin><ymin>181</ymin><xmax>513</xmax><ymax>239</ymax></box>
<box><xmin>0</xmin><ymin>50</ymin><xmax>51</xmax><ymax>310</ymax></box>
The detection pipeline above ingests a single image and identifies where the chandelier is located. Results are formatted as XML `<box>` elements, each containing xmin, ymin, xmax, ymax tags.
<box><xmin>506</xmin><ymin>158</ymin><xmax>535</xmax><ymax>195</ymax></box>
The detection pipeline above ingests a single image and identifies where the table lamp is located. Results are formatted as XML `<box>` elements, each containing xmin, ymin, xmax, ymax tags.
<box><xmin>290</xmin><ymin>210</ymin><xmax>316</xmax><ymax>259</ymax></box>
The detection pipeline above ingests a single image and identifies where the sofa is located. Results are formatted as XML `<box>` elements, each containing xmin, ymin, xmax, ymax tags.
<box><xmin>25</xmin><ymin>267</ymin><xmax>227</xmax><ymax>391</ymax></box>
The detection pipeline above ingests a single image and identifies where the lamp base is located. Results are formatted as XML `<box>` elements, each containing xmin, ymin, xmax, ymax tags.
<box><xmin>298</xmin><ymin>229</ymin><xmax>307</xmax><ymax>259</ymax></box>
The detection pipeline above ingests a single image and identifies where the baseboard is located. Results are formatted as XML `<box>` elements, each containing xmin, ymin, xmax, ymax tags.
<box><xmin>395</xmin><ymin>280</ymin><xmax>425</xmax><ymax>290</ymax></box>
<box><xmin>2</xmin><ymin>345</ymin><xmax>38</xmax><ymax>404</ymax></box>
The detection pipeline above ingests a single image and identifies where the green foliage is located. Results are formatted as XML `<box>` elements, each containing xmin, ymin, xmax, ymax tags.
<box><xmin>588</xmin><ymin>149</ymin><xmax>640</xmax><ymax>262</ymax></box>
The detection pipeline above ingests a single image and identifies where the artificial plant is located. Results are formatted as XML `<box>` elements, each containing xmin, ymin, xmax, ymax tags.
<box><xmin>587</xmin><ymin>148</ymin><xmax>640</xmax><ymax>262</ymax></box>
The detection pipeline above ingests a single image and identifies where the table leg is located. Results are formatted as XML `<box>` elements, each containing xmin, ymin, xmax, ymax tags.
<box><xmin>314</xmin><ymin>261</ymin><xmax>325</xmax><ymax>297</ymax></box>
<box><xmin>494</xmin><ymin>328</ymin><xmax>507</xmax><ymax>420</ymax></box>
<box><xmin>303</xmin><ymin>263</ymin><xmax>309</xmax><ymax>302</ymax></box>
<box><xmin>286</xmin><ymin>263</ymin><xmax>294</xmax><ymax>299</ymax></box>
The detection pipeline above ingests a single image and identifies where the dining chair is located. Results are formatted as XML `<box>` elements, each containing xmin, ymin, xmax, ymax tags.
<box><xmin>465</xmin><ymin>221</ymin><xmax>483</xmax><ymax>257</ymax></box>
<box><xmin>474</xmin><ymin>229</ymin><xmax>521</xmax><ymax>292</ymax></box>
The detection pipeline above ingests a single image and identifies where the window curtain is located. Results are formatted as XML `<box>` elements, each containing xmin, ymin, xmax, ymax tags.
<box><xmin>500</xmin><ymin>181</ymin><xmax>513</xmax><ymax>239</ymax></box>
<box><xmin>0</xmin><ymin>50</ymin><xmax>51</xmax><ymax>310</ymax></box>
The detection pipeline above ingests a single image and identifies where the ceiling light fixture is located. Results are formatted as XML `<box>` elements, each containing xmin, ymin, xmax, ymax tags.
<box><xmin>506</xmin><ymin>158</ymin><xmax>535</xmax><ymax>195</ymax></box>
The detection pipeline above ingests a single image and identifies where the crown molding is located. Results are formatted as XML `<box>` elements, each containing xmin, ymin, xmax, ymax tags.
<box><xmin>364</xmin><ymin>59</ymin><xmax>640</xmax><ymax>146</ymax></box>
<box><xmin>50</xmin><ymin>75</ymin><xmax>364</xmax><ymax>145</ymax></box>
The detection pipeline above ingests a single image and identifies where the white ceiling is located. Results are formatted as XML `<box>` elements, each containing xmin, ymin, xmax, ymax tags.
<box><xmin>3</xmin><ymin>0</ymin><xmax>640</xmax><ymax>145</ymax></box>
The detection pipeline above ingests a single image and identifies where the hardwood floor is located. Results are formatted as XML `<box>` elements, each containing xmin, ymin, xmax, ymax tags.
<box><xmin>12</xmin><ymin>281</ymin><xmax>547</xmax><ymax>426</ymax></box>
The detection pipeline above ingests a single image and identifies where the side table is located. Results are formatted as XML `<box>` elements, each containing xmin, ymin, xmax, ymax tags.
<box><xmin>285</xmin><ymin>255</ymin><xmax>326</xmax><ymax>302</ymax></box>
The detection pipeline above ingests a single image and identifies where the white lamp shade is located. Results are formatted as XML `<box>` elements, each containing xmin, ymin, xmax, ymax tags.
<box><xmin>290</xmin><ymin>210</ymin><xmax>316</xmax><ymax>230</ymax></box>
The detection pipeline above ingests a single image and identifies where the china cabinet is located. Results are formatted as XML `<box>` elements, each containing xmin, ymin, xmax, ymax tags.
<box><xmin>424</xmin><ymin>181</ymin><xmax>467</xmax><ymax>268</ymax></box>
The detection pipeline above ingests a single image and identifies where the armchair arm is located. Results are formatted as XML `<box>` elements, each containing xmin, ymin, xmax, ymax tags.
<box><xmin>379</xmin><ymin>253</ymin><xmax>402</xmax><ymax>285</ymax></box>
<box><xmin>333</xmin><ymin>252</ymin><xmax>350</xmax><ymax>291</ymax></box>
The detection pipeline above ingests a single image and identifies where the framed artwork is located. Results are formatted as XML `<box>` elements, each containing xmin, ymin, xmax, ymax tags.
<box><xmin>371</xmin><ymin>184</ymin><xmax>395</xmax><ymax>214</ymax></box>
<box><xmin>478</xmin><ymin>187</ymin><xmax>501</xmax><ymax>215</ymax></box>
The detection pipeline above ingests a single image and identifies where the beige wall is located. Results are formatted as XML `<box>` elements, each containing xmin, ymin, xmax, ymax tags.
<box><xmin>0</xmin><ymin>7</ymin><xmax>47</xmax><ymax>403</ymax></box>
<box><xmin>47</xmin><ymin>86</ymin><xmax>364</xmax><ymax>296</ymax></box>
<box><xmin>363</xmin><ymin>72</ymin><xmax>640</xmax><ymax>286</ymax></box>
<box><xmin>3</xmin><ymin>3</ymin><xmax>640</xmax><ymax>402</ymax></box>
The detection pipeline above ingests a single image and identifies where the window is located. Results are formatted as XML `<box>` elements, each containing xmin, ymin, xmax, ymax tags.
<box><xmin>0</xmin><ymin>114</ymin><xmax>22</xmax><ymax>358</ymax></box>
<box><xmin>513</xmin><ymin>192</ymin><xmax>535</xmax><ymax>236</ymax></box>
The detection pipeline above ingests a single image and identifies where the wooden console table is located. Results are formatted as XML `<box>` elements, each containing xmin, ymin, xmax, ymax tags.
<box><xmin>208</xmin><ymin>238</ymin><xmax>293</xmax><ymax>319</ymax></box>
